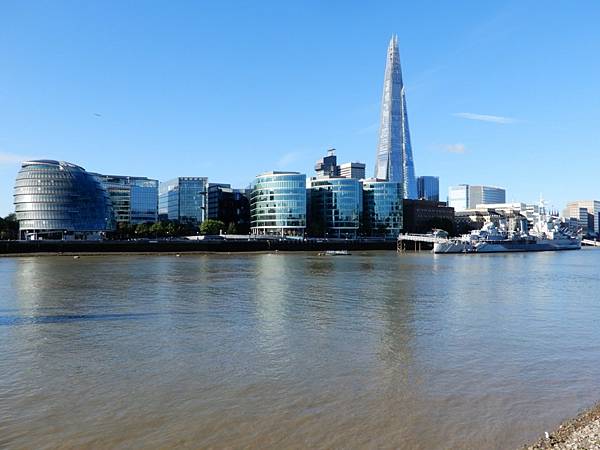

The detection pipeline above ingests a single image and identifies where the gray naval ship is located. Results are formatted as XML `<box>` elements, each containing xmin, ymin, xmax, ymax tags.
<box><xmin>433</xmin><ymin>208</ymin><xmax>581</xmax><ymax>254</ymax></box>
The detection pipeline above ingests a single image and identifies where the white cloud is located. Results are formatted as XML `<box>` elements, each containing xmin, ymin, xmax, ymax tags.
<box><xmin>0</xmin><ymin>152</ymin><xmax>31</xmax><ymax>165</ymax></box>
<box><xmin>276</xmin><ymin>151</ymin><xmax>301</xmax><ymax>169</ymax></box>
<box><xmin>443</xmin><ymin>143</ymin><xmax>467</xmax><ymax>154</ymax></box>
<box><xmin>453</xmin><ymin>112</ymin><xmax>517</xmax><ymax>124</ymax></box>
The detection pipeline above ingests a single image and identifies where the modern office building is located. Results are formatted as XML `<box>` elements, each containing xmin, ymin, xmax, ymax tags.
<box><xmin>339</xmin><ymin>162</ymin><xmax>366</xmax><ymax>180</ymax></box>
<box><xmin>447</xmin><ymin>185</ymin><xmax>470</xmax><ymax>211</ymax></box>
<box><xmin>402</xmin><ymin>199</ymin><xmax>454</xmax><ymax>234</ymax></box>
<box><xmin>447</xmin><ymin>184</ymin><xmax>506</xmax><ymax>211</ymax></box>
<box><xmin>93</xmin><ymin>174</ymin><xmax>158</xmax><ymax>225</ymax></box>
<box><xmin>564</xmin><ymin>200</ymin><xmax>600</xmax><ymax>235</ymax></box>
<box><xmin>417</xmin><ymin>176</ymin><xmax>439</xmax><ymax>201</ymax></box>
<box><xmin>207</xmin><ymin>183</ymin><xmax>251</xmax><ymax>233</ymax></box>
<box><xmin>13</xmin><ymin>160</ymin><xmax>115</xmax><ymax>240</ymax></box>
<box><xmin>314</xmin><ymin>148</ymin><xmax>340</xmax><ymax>178</ymax></box>
<box><xmin>362</xmin><ymin>179</ymin><xmax>403</xmax><ymax>238</ymax></box>
<box><xmin>158</xmin><ymin>177</ymin><xmax>208</xmax><ymax>224</ymax></box>
<box><xmin>374</xmin><ymin>35</ymin><xmax>417</xmax><ymax>199</ymax></box>
<box><xmin>469</xmin><ymin>185</ymin><xmax>506</xmax><ymax>208</ymax></box>
<box><xmin>250</xmin><ymin>172</ymin><xmax>306</xmax><ymax>236</ymax></box>
<box><xmin>307</xmin><ymin>177</ymin><xmax>362</xmax><ymax>238</ymax></box>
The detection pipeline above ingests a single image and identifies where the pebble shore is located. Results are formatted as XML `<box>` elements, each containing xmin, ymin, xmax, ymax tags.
<box><xmin>525</xmin><ymin>403</ymin><xmax>600</xmax><ymax>449</ymax></box>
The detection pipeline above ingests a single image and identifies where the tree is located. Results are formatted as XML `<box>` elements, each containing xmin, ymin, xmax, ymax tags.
<box><xmin>226</xmin><ymin>222</ymin><xmax>238</xmax><ymax>235</ymax></box>
<box><xmin>135</xmin><ymin>223</ymin><xmax>151</xmax><ymax>237</ymax></box>
<box><xmin>200</xmin><ymin>219</ymin><xmax>225</xmax><ymax>235</ymax></box>
<box><xmin>0</xmin><ymin>213</ymin><xmax>18</xmax><ymax>240</ymax></box>
<box><xmin>150</xmin><ymin>222</ymin><xmax>163</xmax><ymax>237</ymax></box>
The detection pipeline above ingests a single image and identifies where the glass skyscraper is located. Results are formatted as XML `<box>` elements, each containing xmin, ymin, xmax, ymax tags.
<box><xmin>250</xmin><ymin>172</ymin><xmax>306</xmax><ymax>236</ymax></box>
<box><xmin>158</xmin><ymin>177</ymin><xmax>208</xmax><ymax>224</ymax></box>
<box><xmin>374</xmin><ymin>35</ymin><xmax>417</xmax><ymax>199</ymax></box>
<box><xmin>13</xmin><ymin>160</ymin><xmax>115</xmax><ymax>239</ymax></box>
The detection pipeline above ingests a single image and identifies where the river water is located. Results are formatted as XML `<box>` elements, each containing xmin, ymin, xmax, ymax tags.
<box><xmin>1</xmin><ymin>250</ymin><xmax>600</xmax><ymax>449</ymax></box>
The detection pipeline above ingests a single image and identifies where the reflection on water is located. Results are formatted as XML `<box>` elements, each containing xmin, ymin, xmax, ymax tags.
<box><xmin>1</xmin><ymin>251</ymin><xmax>600</xmax><ymax>449</ymax></box>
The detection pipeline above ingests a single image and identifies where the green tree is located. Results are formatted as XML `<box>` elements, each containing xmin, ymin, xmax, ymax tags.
<box><xmin>226</xmin><ymin>222</ymin><xmax>238</xmax><ymax>235</ymax></box>
<box><xmin>200</xmin><ymin>219</ymin><xmax>225</xmax><ymax>235</ymax></box>
<box><xmin>150</xmin><ymin>221</ymin><xmax>168</xmax><ymax>237</ymax></box>
<box><xmin>135</xmin><ymin>222</ymin><xmax>151</xmax><ymax>237</ymax></box>
<box><xmin>0</xmin><ymin>213</ymin><xmax>18</xmax><ymax>240</ymax></box>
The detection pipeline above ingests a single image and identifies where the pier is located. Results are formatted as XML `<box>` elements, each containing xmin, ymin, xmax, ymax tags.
<box><xmin>582</xmin><ymin>239</ymin><xmax>600</xmax><ymax>247</ymax></box>
<box><xmin>397</xmin><ymin>233</ymin><xmax>449</xmax><ymax>252</ymax></box>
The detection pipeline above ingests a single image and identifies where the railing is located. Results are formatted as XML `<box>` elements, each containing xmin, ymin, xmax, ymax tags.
<box><xmin>397</xmin><ymin>234</ymin><xmax>450</xmax><ymax>244</ymax></box>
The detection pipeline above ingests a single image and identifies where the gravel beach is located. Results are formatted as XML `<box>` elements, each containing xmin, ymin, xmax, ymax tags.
<box><xmin>525</xmin><ymin>403</ymin><xmax>600</xmax><ymax>449</ymax></box>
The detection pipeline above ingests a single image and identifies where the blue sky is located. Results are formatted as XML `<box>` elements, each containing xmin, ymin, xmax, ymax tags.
<box><xmin>1</xmin><ymin>1</ymin><xmax>600</xmax><ymax>215</ymax></box>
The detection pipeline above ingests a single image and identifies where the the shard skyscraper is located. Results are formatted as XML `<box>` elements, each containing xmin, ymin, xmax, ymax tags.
<box><xmin>374</xmin><ymin>35</ymin><xmax>417</xmax><ymax>199</ymax></box>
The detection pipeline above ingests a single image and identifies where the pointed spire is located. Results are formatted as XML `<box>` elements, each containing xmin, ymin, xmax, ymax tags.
<box><xmin>374</xmin><ymin>35</ymin><xmax>417</xmax><ymax>198</ymax></box>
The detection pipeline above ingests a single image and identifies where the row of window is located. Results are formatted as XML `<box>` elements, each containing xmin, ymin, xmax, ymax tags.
<box><xmin>252</xmin><ymin>222</ymin><xmax>306</xmax><ymax>228</ymax></box>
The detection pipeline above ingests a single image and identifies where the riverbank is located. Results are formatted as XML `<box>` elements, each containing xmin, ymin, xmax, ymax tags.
<box><xmin>525</xmin><ymin>402</ymin><xmax>600</xmax><ymax>449</ymax></box>
<box><xmin>0</xmin><ymin>238</ymin><xmax>398</xmax><ymax>255</ymax></box>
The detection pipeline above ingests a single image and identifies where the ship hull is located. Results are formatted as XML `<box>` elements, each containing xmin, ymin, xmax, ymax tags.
<box><xmin>434</xmin><ymin>239</ymin><xmax>581</xmax><ymax>254</ymax></box>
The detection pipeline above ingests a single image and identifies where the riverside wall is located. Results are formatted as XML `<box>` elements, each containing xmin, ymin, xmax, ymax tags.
<box><xmin>0</xmin><ymin>238</ymin><xmax>397</xmax><ymax>255</ymax></box>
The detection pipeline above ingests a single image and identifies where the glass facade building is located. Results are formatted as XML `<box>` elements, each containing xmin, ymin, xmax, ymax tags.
<box><xmin>93</xmin><ymin>174</ymin><xmax>158</xmax><ymax>225</ymax></box>
<box><xmin>250</xmin><ymin>172</ymin><xmax>306</xmax><ymax>236</ymax></box>
<box><xmin>469</xmin><ymin>185</ymin><xmax>506</xmax><ymax>208</ymax></box>
<box><xmin>374</xmin><ymin>35</ymin><xmax>417</xmax><ymax>199</ymax></box>
<box><xmin>207</xmin><ymin>183</ymin><xmax>251</xmax><ymax>233</ymax></box>
<box><xmin>448</xmin><ymin>184</ymin><xmax>506</xmax><ymax>211</ymax></box>
<box><xmin>362</xmin><ymin>179</ymin><xmax>403</xmax><ymax>238</ymax></box>
<box><xmin>159</xmin><ymin>177</ymin><xmax>208</xmax><ymax>224</ymax></box>
<box><xmin>307</xmin><ymin>177</ymin><xmax>362</xmax><ymax>238</ymax></box>
<box><xmin>564</xmin><ymin>200</ymin><xmax>600</xmax><ymax>236</ymax></box>
<box><xmin>448</xmin><ymin>184</ymin><xmax>469</xmax><ymax>211</ymax></box>
<box><xmin>417</xmin><ymin>176</ymin><xmax>440</xmax><ymax>202</ymax></box>
<box><xmin>13</xmin><ymin>160</ymin><xmax>115</xmax><ymax>239</ymax></box>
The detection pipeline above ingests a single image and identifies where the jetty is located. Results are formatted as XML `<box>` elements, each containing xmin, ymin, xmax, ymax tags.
<box><xmin>397</xmin><ymin>233</ymin><xmax>449</xmax><ymax>252</ymax></box>
<box><xmin>581</xmin><ymin>239</ymin><xmax>600</xmax><ymax>247</ymax></box>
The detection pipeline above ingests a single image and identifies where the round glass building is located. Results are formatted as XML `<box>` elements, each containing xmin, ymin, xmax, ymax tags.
<box><xmin>250</xmin><ymin>172</ymin><xmax>306</xmax><ymax>236</ymax></box>
<box><xmin>14</xmin><ymin>160</ymin><xmax>115</xmax><ymax>240</ymax></box>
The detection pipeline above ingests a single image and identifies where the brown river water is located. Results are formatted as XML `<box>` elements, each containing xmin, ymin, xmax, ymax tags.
<box><xmin>1</xmin><ymin>250</ymin><xmax>600</xmax><ymax>449</ymax></box>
